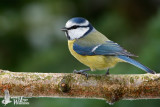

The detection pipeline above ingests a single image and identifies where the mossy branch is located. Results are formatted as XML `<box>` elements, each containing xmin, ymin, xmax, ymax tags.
<box><xmin>0</xmin><ymin>70</ymin><xmax>159</xmax><ymax>104</ymax></box>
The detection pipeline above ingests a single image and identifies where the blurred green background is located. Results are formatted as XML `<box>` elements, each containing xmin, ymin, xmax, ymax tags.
<box><xmin>0</xmin><ymin>0</ymin><xmax>160</xmax><ymax>106</ymax></box>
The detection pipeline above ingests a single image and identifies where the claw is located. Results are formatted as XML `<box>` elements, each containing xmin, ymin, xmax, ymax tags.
<box><xmin>73</xmin><ymin>69</ymin><xmax>78</xmax><ymax>73</ymax></box>
<box><xmin>105</xmin><ymin>69</ymin><xmax>110</xmax><ymax>75</ymax></box>
<box><xmin>73</xmin><ymin>69</ymin><xmax>90</xmax><ymax>79</ymax></box>
<box><xmin>81</xmin><ymin>72</ymin><xmax>88</xmax><ymax>79</ymax></box>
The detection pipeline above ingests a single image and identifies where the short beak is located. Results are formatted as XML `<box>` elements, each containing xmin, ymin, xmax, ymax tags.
<box><xmin>61</xmin><ymin>27</ymin><xmax>67</xmax><ymax>31</ymax></box>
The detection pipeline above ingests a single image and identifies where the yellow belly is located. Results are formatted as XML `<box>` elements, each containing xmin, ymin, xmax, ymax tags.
<box><xmin>68</xmin><ymin>40</ymin><xmax>123</xmax><ymax>71</ymax></box>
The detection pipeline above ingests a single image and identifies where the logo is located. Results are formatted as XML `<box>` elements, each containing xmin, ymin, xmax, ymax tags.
<box><xmin>1</xmin><ymin>90</ymin><xmax>29</xmax><ymax>105</ymax></box>
<box><xmin>12</xmin><ymin>96</ymin><xmax>29</xmax><ymax>105</ymax></box>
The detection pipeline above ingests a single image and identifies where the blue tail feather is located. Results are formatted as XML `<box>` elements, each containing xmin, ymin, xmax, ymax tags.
<box><xmin>118</xmin><ymin>55</ymin><xmax>155</xmax><ymax>74</ymax></box>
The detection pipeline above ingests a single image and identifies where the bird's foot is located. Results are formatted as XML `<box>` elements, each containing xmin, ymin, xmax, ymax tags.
<box><xmin>105</xmin><ymin>69</ymin><xmax>110</xmax><ymax>76</ymax></box>
<box><xmin>73</xmin><ymin>68</ymin><xmax>90</xmax><ymax>79</ymax></box>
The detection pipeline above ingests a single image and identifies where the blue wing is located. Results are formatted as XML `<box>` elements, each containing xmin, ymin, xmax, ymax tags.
<box><xmin>73</xmin><ymin>40</ymin><xmax>135</xmax><ymax>56</ymax></box>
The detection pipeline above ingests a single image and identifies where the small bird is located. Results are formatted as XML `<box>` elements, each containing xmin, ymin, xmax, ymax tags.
<box><xmin>61</xmin><ymin>17</ymin><xmax>156</xmax><ymax>77</ymax></box>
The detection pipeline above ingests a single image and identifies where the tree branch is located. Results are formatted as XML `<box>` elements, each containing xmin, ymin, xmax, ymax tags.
<box><xmin>0</xmin><ymin>69</ymin><xmax>159</xmax><ymax>104</ymax></box>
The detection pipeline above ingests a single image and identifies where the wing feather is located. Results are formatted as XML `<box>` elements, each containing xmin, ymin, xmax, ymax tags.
<box><xmin>73</xmin><ymin>40</ymin><xmax>136</xmax><ymax>56</ymax></box>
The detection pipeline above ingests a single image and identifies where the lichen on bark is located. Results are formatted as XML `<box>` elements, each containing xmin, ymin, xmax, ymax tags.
<box><xmin>0</xmin><ymin>69</ymin><xmax>159</xmax><ymax>104</ymax></box>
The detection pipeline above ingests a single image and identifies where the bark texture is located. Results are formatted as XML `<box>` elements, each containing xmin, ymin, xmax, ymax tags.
<box><xmin>0</xmin><ymin>70</ymin><xmax>159</xmax><ymax>104</ymax></box>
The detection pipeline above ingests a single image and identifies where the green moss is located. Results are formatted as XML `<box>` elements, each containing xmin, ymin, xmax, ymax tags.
<box><xmin>29</xmin><ymin>74</ymin><xmax>41</xmax><ymax>81</ymax></box>
<box><xmin>44</xmin><ymin>76</ymin><xmax>52</xmax><ymax>80</ymax></box>
<box><xmin>0</xmin><ymin>72</ymin><xmax>7</xmax><ymax>75</ymax></box>
<box><xmin>130</xmin><ymin>77</ymin><xmax>134</xmax><ymax>83</ymax></box>
<box><xmin>135</xmin><ymin>76</ymin><xmax>139</xmax><ymax>79</ymax></box>
<box><xmin>143</xmin><ymin>76</ymin><xmax>150</xmax><ymax>81</ymax></box>
<box><xmin>94</xmin><ymin>75</ymin><xmax>103</xmax><ymax>80</ymax></box>
<box><xmin>16</xmin><ymin>77</ymin><xmax>25</xmax><ymax>81</ymax></box>
<box><xmin>0</xmin><ymin>72</ymin><xmax>10</xmax><ymax>78</ymax></box>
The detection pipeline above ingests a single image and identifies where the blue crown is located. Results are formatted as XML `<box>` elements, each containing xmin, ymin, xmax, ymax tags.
<box><xmin>70</xmin><ymin>17</ymin><xmax>87</xmax><ymax>24</ymax></box>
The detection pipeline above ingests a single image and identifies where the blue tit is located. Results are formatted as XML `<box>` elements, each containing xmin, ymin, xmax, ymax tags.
<box><xmin>61</xmin><ymin>17</ymin><xmax>156</xmax><ymax>77</ymax></box>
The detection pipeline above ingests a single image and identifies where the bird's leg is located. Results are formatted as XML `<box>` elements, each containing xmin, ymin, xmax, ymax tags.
<box><xmin>73</xmin><ymin>68</ymin><xmax>91</xmax><ymax>79</ymax></box>
<box><xmin>105</xmin><ymin>69</ymin><xmax>110</xmax><ymax>75</ymax></box>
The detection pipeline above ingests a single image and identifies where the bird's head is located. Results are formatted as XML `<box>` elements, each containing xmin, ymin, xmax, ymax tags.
<box><xmin>61</xmin><ymin>17</ymin><xmax>94</xmax><ymax>40</ymax></box>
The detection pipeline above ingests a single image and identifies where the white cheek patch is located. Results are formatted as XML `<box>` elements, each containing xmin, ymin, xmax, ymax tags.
<box><xmin>68</xmin><ymin>27</ymin><xmax>89</xmax><ymax>40</ymax></box>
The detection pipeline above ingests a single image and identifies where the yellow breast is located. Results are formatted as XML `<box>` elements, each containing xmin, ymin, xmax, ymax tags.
<box><xmin>68</xmin><ymin>40</ymin><xmax>123</xmax><ymax>71</ymax></box>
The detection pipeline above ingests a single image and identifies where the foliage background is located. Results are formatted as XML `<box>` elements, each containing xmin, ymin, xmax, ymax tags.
<box><xmin>0</xmin><ymin>0</ymin><xmax>160</xmax><ymax>106</ymax></box>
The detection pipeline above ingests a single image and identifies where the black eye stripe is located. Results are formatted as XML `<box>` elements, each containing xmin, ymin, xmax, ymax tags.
<box><xmin>70</xmin><ymin>25</ymin><xmax>78</xmax><ymax>29</ymax></box>
<box><xmin>67</xmin><ymin>25</ymin><xmax>89</xmax><ymax>30</ymax></box>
